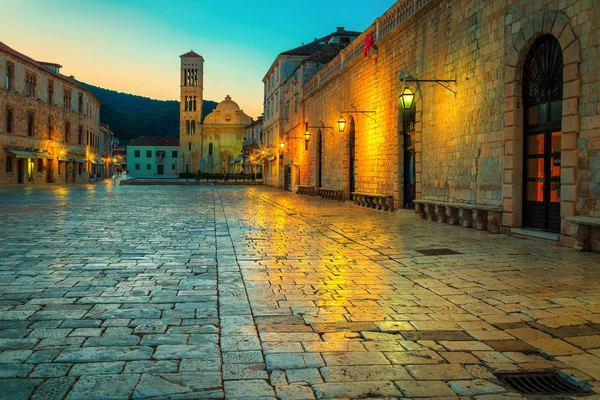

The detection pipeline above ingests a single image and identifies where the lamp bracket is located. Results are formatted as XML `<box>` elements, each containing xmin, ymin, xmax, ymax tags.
<box><xmin>307</xmin><ymin>124</ymin><xmax>334</xmax><ymax>133</ymax></box>
<box><xmin>402</xmin><ymin>77</ymin><xmax>457</xmax><ymax>95</ymax></box>
<box><xmin>341</xmin><ymin>104</ymin><xmax>377</xmax><ymax>121</ymax></box>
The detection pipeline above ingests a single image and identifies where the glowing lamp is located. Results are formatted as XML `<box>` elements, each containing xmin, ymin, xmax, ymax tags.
<box><xmin>399</xmin><ymin>87</ymin><xmax>415</xmax><ymax>110</ymax></box>
<box><xmin>280</xmin><ymin>142</ymin><xmax>285</xmax><ymax>149</ymax></box>
<box><xmin>304</xmin><ymin>125</ymin><xmax>311</xmax><ymax>143</ymax></box>
<box><xmin>337</xmin><ymin>116</ymin><xmax>346</xmax><ymax>132</ymax></box>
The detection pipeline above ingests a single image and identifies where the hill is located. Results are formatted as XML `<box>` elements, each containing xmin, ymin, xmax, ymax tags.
<box><xmin>77</xmin><ymin>81</ymin><xmax>218</xmax><ymax>144</ymax></box>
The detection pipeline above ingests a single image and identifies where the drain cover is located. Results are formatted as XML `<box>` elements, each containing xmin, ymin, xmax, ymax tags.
<box><xmin>415</xmin><ymin>248</ymin><xmax>460</xmax><ymax>256</ymax></box>
<box><xmin>495</xmin><ymin>371</ymin><xmax>592</xmax><ymax>396</ymax></box>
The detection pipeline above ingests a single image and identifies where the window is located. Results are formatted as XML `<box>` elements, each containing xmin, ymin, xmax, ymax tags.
<box><xmin>191</xmin><ymin>121</ymin><xmax>195</xmax><ymax>134</ymax></box>
<box><xmin>146</xmin><ymin>150</ymin><xmax>151</xmax><ymax>158</ymax></box>
<box><xmin>6</xmin><ymin>108</ymin><xmax>13</xmax><ymax>134</ymax></box>
<box><xmin>134</xmin><ymin>150</ymin><xmax>140</xmax><ymax>157</ymax></box>
<box><xmin>78</xmin><ymin>93</ymin><xmax>83</xmax><ymax>113</ymax></box>
<box><xmin>78</xmin><ymin>163</ymin><xmax>83</xmax><ymax>175</ymax></box>
<box><xmin>63</xmin><ymin>88</ymin><xmax>72</xmax><ymax>109</ymax></box>
<box><xmin>193</xmin><ymin>96</ymin><xmax>197</xmax><ymax>111</ymax></box>
<box><xmin>78</xmin><ymin>126</ymin><xmax>83</xmax><ymax>144</ymax></box>
<box><xmin>47</xmin><ymin>115</ymin><xmax>52</xmax><ymax>139</ymax></box>
<box><xmin>25</xmin><ymin>72</ymin><xmax>37</xmax><ymax>97</ymax></box>
<box><xmin>172</xmin><ymin>150</ymin><xmax>178</xmax><ymax>158</ymax></box>
<box><xmin>146</xmin><ymin>164</ymin><xmax>151</xmax><ymax>170</ymax></box>
<box><xmin>172</xmin><ymin>164</ymin><xmax>175</xmax><ymax>170</ymax></box>
<box><xmin>184</xmin><ymin>96</ymin><xmax>188</xmax><ymax>111</ymax></box>
<box><xmin>135</xmin><ymin>164</ymin><xmax>140</xmax><ymax>170</ymax></box>
<box><xmin>208</xmin><ymin>143</ymin><xmax>213</xmax><ymax>156</ymax></box>
<box><xmin>27</xmin><ymin>113</ymin><xmax>35</xmax><ymax>137</ymax></box>
<box><xmin>37</xmin><ymin>159</ymin><xmax>43</xmax><ymax>173</ymax></box>
<box><xmin>284</xmin><ymin>102</ymin><xmax>289</xmax><ymax>120</ymax></box>
<box><xmin>5</xmin><ymin>62</ymin><xmax>14</xmax><ymax>90</ymax></box>
<box><xmin>65</xmin><ymin>122</ymin><xmax>70</xmax><ymax>142</ymax></box>
<box><xmin>187</xmin><ymin>120</ymin><xmax>191</xmax><ymax>135</ymax></box>
<box><xmin>48</xmin><ymin>80</ymin><xmax>54</xmax><ymax>104</ymax></box>
<box><xmin>188</xmin><ymin>143</ymin><xmax>191</xmax><ymax>151</ymax></box>
<box><xmin>6</xmin><ymin>156</ymin><xmax>13</xmax><ymax>173</ymax></box>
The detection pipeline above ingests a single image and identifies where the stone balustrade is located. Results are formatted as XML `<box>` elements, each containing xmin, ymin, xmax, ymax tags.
<box><xmin>414</xmin><ymin>199</ymin><xmax>502</xmax><ymax>234</ymax></box>
<box><xmin>318</xmin><ymin>188</ymin><xmax>345</xmax><ymax>202</ymax></box>
<box><xmin>352</xmin><ymin>192</ymin><xmax>394</xmax><ymax>212</ymax></box>
<box><xmin>296</xmin><ymin>185</ymin><xmax>316</xmax><ymax>196</ymax></box>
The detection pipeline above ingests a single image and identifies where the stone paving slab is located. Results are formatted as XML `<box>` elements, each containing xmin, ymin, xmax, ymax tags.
<box><xmin>0</xmin><ymin>184</ymin><xmax>600</xmax><ymax>399</ymax></box>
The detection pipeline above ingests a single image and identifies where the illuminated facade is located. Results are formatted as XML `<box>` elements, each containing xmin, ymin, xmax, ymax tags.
<box><xmin>262</xmin><ymin>27</ymin><xmax>361</xmax><ymax>188</ymax></box>
<box><xmin>280</xmin><ymin>0</ymin><xmax>600</xmax><ymax>249</ymax></box>
<box><xmin>0</xmin><ymin>42</ymin><xmax>102</xmax><ymax>185</ymax></box>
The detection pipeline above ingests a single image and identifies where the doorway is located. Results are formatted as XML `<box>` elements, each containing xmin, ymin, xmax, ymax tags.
<box><xmin>284</xmin><ymin>165</ymin><xmax>291</xmax><ymax>191</ymax></box>
<box><xmin>403</xmin><ymin>108</ymin><xmax>417</xmax><ymax>209</ymax></box>
<box><xmin>47</xmin><ymin>160</ymin><xmax>53</xmax><ymax>183</ymax></box>
<box><xmin>348</xmin><ymin>118</ymin><xmax>356</xmax><ymax>199</ymax></box>
<box><xmin>157</xmin><ymin>164</ymin><xmax>164</xmax><ymax>175</ymax></box>
<box><xmin>317</xmin><ymin>130</ymin><xmax>323</xmax><ymax>188</ymax></box>
<box><xmin>522</xmin><ymin>35</ymin><xmax>563</xmax><ymax>232</ymax></box>
<box><xmin>17</xmin><ymin>159</ymin><xmax>24</xmax><ymax>184</ymax></box>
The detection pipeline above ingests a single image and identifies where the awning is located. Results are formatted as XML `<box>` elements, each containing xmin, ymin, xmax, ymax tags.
<box><xmin>32</xmin><ymin>152</ymin><xmax>54</xmax><ymax>160</ymax></box>
<box><xmin>6</xmin><ymin>149</ymin><xmax>35</xmax><ymax>159</ymax></box>
<box><xmin>73</xmin><ymin>158</ymin><xmax>87</xmax><ymax>163</ymax></box>
<box><xmin>90</xmin><ymin>159</ymin><xmax>98</xmax><ymax>164</ymax></box>
<box><xmin>95</xmin><ymin>158</ymin><xmax>103</xmax><ymax>164</ymax></box>
<box><xmin>58</xmin><ymin>157</ymin><xmax>71</xmax><ymax>162</ymax></box>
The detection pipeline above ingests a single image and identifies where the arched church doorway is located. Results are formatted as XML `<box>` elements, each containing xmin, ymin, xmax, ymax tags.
<box><xmin>522</xmin><ymin>35</ymin><xmax>563</xmax><ymax>232</ymax></box>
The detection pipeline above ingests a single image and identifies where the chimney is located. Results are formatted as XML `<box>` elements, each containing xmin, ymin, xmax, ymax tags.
<box><xmin>336</xmin><ymin>27</ymin><xmax>345</xmax><ymax>32</ymax></box>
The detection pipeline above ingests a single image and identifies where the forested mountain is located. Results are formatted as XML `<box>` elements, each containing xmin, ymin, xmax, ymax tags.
<box><xmin>77</xmin><ymin>81</ymin><xmax>218</xmax><ymax>144</ymax></box>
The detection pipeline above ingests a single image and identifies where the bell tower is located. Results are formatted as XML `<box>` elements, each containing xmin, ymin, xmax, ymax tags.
<box><xmin>179</xmin><ymin>50</ymin><xmax>204</xmax><ymax>173</ymax></box>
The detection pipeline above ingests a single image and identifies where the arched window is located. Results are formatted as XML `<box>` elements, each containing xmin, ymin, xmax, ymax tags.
<box><xmin>5</xmin><ymin>62</ymin><xmax>14</xmax><ymax>90</ymax></box>
<box><xmin>184</xmin><ymin>96</ymin><xmax>188</xmax><ymax>111</ymax></box>
<box><xmin>193</xmin><ymin>96</ymin><xmax>197</xmax><ymax>111</ymax></box>
<box><xmin>186</xmin><ymin>120</ymin><xmax>191</xmax><ymax>135</ymax></box>
<box><xmin>208</xmin><ymin>143</ymin><xmax>213</xmax><ymax>156</ymax></box>
<box><xmin>78</xmin><ymin>125</ymin><xmax>83</xmax><ymax>144</ymax></box>
<box><xmin>65</xmin><ymin>122</ymin><xmax>70</xmax><ymax>142</ymax></box>
<box><xmin>191</xmin><ymin>121</ymin><xmax>195</xmax><ymax>134</ymax></box>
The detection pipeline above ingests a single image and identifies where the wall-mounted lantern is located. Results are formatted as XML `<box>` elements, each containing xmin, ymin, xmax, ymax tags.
<box><xmin>304</xmin><ymin>123</ymin><xmax>311</xmax><ymax>143</ymax></box>
<box><xmin>337</xmin><ymin>116</ymin><xmax>346</xmax><ymax>133</ymax></box>
<box><xmin>399</xmin><ymin>87</ymin><xmax>415</xmax><ymax>111</ymax></box>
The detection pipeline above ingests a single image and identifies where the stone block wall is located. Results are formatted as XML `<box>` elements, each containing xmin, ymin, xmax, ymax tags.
<box><xmin>298</xmin><ymin>0</ymin><xmax>600</xmax><ymax>234</ymax></box>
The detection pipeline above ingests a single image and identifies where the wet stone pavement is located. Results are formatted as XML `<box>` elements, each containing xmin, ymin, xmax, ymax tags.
<box><xmin>0</xmin><ymin>182</ymin><xmax>600</xmax><ymax>399</ymax></box>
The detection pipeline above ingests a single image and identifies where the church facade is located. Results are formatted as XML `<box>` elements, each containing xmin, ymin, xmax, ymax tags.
<box><xmin>178</xmin><ymin>51</ymin><xmax>251</xmax><ymax>174</ymax></box>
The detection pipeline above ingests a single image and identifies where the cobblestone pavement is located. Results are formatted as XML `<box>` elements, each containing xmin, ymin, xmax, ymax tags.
<box><xmin>1</xmin><ymin>182</ymin><xmax>600</xmax><ymax>399</ymax></box>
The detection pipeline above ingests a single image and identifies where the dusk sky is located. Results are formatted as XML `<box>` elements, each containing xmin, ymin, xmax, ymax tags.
<box><xmin>4</xmin><ymin>0</ymin><xmax>396</xmax><ymax>118</ymax></box>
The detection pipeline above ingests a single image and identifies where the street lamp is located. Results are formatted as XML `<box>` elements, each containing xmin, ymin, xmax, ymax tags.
<box><xmin>280</xmin><ymin>142</ymin><xmax>285</xmax><ymax>150</ymax></box>
<box><xmin>304</xmin><ymin>122</ymin><xmax>311</xmax><ymax>143</ymax></box>
<box><xmin>399</xmin><ymin>87</ymin><xmax>415</xmax><ymax>110</ymax></box>
<box><xmin>337</xmin><ymin>116</ymin><xmax>346</xmax><ymax>132</ymax></box>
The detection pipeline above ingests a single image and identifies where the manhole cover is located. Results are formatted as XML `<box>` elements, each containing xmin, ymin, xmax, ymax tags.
<box><xmin>495</xmin><ymin>371</ymin><xmax>592</xmax><ymax>396</ymax></box>
<box><xmin>415</xmin><ymin>248</ymin><xmax>460</xmax><ymax>256</ymax></box>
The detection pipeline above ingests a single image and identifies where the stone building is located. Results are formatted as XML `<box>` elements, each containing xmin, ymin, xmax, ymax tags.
<box><xmin>282</xmin><ymin>0</ymin><xmax>600</xmax><ymax>250</ymax></box>
<box><xmin>0</xmin><ymin>42</ymin><xmax>102</xmax><ymax>185</ymax></box>
<box><xmin>178</xmin><ymin>51</ymin><xmax>251</xmax><ymax>174</ymax></box>
<box><xmin>262</xmin><ymin>27</ymin><xmax>361</xmax><ymax>187</ymax></box>
<box><xmin>127</xmin><ymin>136</ymin><xmax>179</xmax><ymax>178</ymax></box>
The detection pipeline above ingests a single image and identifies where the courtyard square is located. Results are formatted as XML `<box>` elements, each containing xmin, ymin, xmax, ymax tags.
<box><xmin>0</xmin><ymin>183</ymin><xmax>600</xmax><ymax>399</ymax></box>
